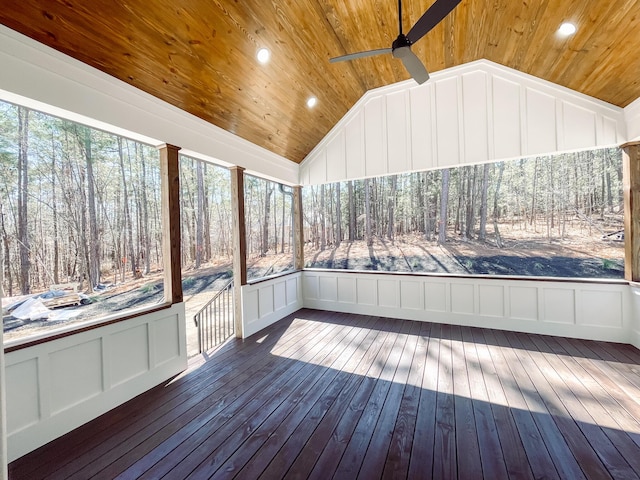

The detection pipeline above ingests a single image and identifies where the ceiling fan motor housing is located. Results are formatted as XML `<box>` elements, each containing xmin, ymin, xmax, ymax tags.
<box><xmin>392</xmin><ymin>34</ymin><xmax>412</xmax><ymax>58</ymax></box>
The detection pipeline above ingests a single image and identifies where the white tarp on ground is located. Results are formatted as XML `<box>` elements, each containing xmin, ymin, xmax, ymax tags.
<box><xmin>11</xmin><ymin>298</ymin><xmax>81</xmax><ymax>321</ymax></box>
<box><xmin>11</xmin><ymin>298</ymin><xmax>50</xmax><ymax>320</ymax></box>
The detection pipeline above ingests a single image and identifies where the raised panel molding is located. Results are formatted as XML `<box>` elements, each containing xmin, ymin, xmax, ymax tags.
<box><xmin>302</xmin><ymin>271</ymin><xmax>631</xmax><ymax>344</ymax></box>
<box><xmin>301</xmin><ymin>59</ymin><xmax>626</xmax><ymax>185</ymax></box>
<box><xmin>5</xmin><ymin>303</ymin><xmax>187</xmax><ymax>462</ymax></box>
<box><xmin>242</xmin><ymin>272</ymin><xmax>304</xmax><ymax>338</ymax></box>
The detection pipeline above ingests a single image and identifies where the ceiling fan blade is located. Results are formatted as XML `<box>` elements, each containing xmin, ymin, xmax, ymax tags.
<box><xmin>393</xmin><ymin>46</ymin><xmax>430</xmax><ymax>84</ymax></box>
<box><xmin>406</xmin><ymin>0</ymin><xmax>462</xmax><ymax>44</ymax></box>
<box><xmin>330</xmin><ymin>48</ymin><xmax>392</xmax><ymax>63</ymax></box>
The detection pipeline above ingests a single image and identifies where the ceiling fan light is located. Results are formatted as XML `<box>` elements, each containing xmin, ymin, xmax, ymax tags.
<box><xmin>306</xmin><ymin>96</ymin><xmax>317</xmax><ymax>108</ymax></box>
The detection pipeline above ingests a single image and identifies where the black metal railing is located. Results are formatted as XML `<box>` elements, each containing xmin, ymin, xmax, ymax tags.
<box><xmin>193</xmin><ymin>279</ymin><xmax>234</xmax><ymax>353</ymax></box>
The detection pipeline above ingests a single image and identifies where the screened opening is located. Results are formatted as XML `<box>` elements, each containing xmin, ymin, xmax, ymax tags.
<box><xmin>303</xmin><ymin>147</ymin><xmax>624</xmax><ymax>279</ymax></box>
<box><xmin>245</xmin><ymin>174</ymin><xmax>294</xmax><ymax>281</ymax></box>
<box><xmin>1</xmin><ymin>102</ymin><xmax>166</xmax><ymax>342</ymax></box>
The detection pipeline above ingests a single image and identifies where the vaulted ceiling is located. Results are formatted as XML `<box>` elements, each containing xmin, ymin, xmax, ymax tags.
<box><xmin>2</xmin><ymin>1</ymin><xmax>639</xmax><ymax>163</ymax></box>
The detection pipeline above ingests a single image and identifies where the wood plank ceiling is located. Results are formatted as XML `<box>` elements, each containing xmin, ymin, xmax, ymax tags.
<box><xmin>2</xmin><ymin>1</ymin><xmax>639</xmax><ymax>163</ymax></box>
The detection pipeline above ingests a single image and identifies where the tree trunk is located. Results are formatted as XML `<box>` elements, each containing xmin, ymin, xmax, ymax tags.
<box><xmin>424</xmin><ymin>172</ymin><xmax>431</xmax><ymax>240</ymax></box>
<box><xmin>261</xmin><ymin>183</ymin><xmax>272</xmax><ymax>255</ymax></box>
<box><xmin>438</xmin><ymin>168</ymin><xmax>450</xmax><ymax>244</ymax></box>
<box><xmin>17</xmin><ymin>107</ymin><xmax>30</xmax><ymax>294</ymax></box>
<box><xmin>140</xmin><ymin>146</ymin><xmax>151</xmax><ymax>274</ymax></box>
<box><xmin>320</xmin><ymin>184</ymin><xmax>326</xmax><ymax>251</ymax></box>
<box><xmin>478</xmin><ymin>163</ymin><xmax>489</xmax><ymax>242</ymax></box>
<box><xmin>79</xmin><ymin>126</ymin><xmax>100</xmax><ymax>291</ymax></box>
<box><xmin>464</xmin><ymin>167</ymin><xmax>475</xmax><ymax>239</ymax></box>
<box><xmin>51</xmin><ymin>132</ymin><xmax>60</xmax><ymax>284</ymax></box>
<box><xmin>493</xmin><ymin>162</ymin><xmax>505</xmax><ymax>248</ymax></box>
<box><xmin>0</xmin><ymin>203</ymin><xmax>12</xmax><ymax>297</ymax></box>
<box><xmin>364</xmin><ymin>178</ymin><xmax>373</xmax><ymax>246</ymax></box>
<box><xmin>335</xmin><ymin>182</ymin><xmax>342</xmax><ymax>246</ymax></box>
<box><xmin>195</xmin><ymin>160</ymin><xmax>204</xmax><ymax>269</ymax></box>
<box><xmin>530</xmin><ymin>157</ymin><xmax>538</xmax><ymax>229</ymax></box>
<box><xmin>117</xmin><ymin>137</ymin><xmax>136</xmax><ymax>280</ymax></box>
<box><xmin>387</xmin><ymin>175</ymin><xmax>396</xmax><ymax>241</ymax></box>
<box><xmin>348</xmin><ymin>181</ymin><xmax>355</xmax><ymax>241</ymax></box>
<box><xmin>281</xmin><ymin>187</ymin><xmax>286</xmax><ymax>254</ymax></box>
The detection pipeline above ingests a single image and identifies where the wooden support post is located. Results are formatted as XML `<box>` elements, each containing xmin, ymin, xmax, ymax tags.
<box><xmin>623</xmin><ymin>142</ymin><xmax>640</xmax><ymax>282</ymax></box>
<box><xmin>293</xmin><ymin>186</ymin><xmax>304</xmax><ymax>271</ymax></box>
<box><xmin>159</xmin><ymin>144</ymin><xmax>183</xmax><ymax>303</ymax></box>
<box><xmin>230</xmin><ymin>166</ymin><xmax>247</xmax><ymax>338</ymax></box>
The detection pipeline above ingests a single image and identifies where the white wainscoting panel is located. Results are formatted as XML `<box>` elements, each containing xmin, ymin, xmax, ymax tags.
<box><xmin>629</xmin><ymin>284</ymin><xmax>640</xmax><ymax>350</ymax></box>
<box><xmin>301</xmin><ymin>59</ymin><xmax>626</xmax><ymax>185</ymax></box>
<box><xmin>302</xmin><ymin>271</ymin><xmax>632</xmax><ymax>343</ymax></box>
<box><xmin>241</xmin><ymin>273</ymin><xmax>303</xmax><ymax>338</ymax></box>
<box><xmin>4</xmin><ymin>303</ymin><xmax>187</xmax><ymax>462</ymax></box>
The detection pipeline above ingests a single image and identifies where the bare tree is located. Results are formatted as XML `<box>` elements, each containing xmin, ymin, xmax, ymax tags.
<box><xmin>478</xmin><ymin>163</ymin><xmax>490</xmax><ymax>242</ymax></box>
<box><xmin>364</xmin><ymin>178</ymin><xmax>373</xmax><ymax>246</ymax></box>
<box><xmin>348</xmin><ymin>180</ymin><xmax>355</xmax><ymax>241</ymax></box>
<box><xmin>195</xmin><ymin>159</ymin><xmax>204</xmax><ymax>268</ymax></box>
<box><xmin>17</xmin><ymin>107</ymin><xmax>30</xmax><ymax>294</ymax></box>
<box><xmin>261</xmin><ymin>182</ymin><xmax>273</xmax><ymax>255</ymax></box>
<box><xmin>387</xmin><ymin>175</ymin><xmax>396</xmax><ymax>241</ymax></box>
<box><xmin>438</xmin><ymin>168</ymin><xmax>450</xmax><ymax>244</ymax></box>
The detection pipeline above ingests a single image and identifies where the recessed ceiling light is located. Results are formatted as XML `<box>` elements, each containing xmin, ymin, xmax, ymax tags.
<box><xmin>257</xmin><ymin>48</ymin><xmax>270</xmax><ymax>64</ymax></box>
<box><xmin>306</xmin><ymin>96</ymin><xmax>317</xmax><ymax>108</ymax></box>
<box><xmin>558</xmin><ymin>22</ymin><xmax>576</xmax><ymax>36</ymax></box>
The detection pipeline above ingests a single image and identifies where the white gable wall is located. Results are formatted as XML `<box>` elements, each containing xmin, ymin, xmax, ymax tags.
<box><xmin>300</xmin><ymin>59</ymin><xmax>627</xmax><ymax>184</ymax></box>
<box><xmin>625</xmin><ymin>97</ymin><xmax>640</xmax><ymax>142</ymax></box>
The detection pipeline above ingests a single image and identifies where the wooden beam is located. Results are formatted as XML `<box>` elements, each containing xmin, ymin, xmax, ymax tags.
<box><xmin>230</xmin><ymin>166</ymin><xmax>247</xmax><ymax>338</ymax></box>
<box><xmin>293</xmin><ymin>186</ymin><xmax>304</xmax><ymax>271</ymax></box>
<box><xmin>622</xmin><ymin>142</ymin><xmax>640</xmax><ymax>282</ymax></box>
<box><xmin>158</xmin><ymin>144</ymin><xmax>183</xmax><ymax>303</ymax></box>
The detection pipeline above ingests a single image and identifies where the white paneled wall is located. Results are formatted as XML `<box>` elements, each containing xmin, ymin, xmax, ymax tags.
<box><xmin>4</xmin><ymin>304</ymin><xmax>187</xmax><ymax>461</ymax></box>
<box><xmin>303</xmin><ymin>271</ymin><xmax>631</xmax><ymax>343</ymax></box>
<box><xmin>300</xmin><ymin>60</ymin><xmax>626</xmax><ymax>184</ymax></box>
<box><xmin>242</xmin><ymin>272</ymin><xmax>303</xmax><ymax>338</ymax></box>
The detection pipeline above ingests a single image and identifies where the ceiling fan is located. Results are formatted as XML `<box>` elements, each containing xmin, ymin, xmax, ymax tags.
<box><xmin>330</xmin><ymin>0</ymin><xmax>462</xmax><ymax>84</ymax></box>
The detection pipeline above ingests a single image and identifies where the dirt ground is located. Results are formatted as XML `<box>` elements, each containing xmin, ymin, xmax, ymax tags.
<box><xmin>3</xmin><ymin>228</ymin><xmax>624</xmax><ymax>349</ymax></box>
<box><xmin>305</xmin><ymin>231</ymin><xmax>624</xmax><ymax>278</ymax></box>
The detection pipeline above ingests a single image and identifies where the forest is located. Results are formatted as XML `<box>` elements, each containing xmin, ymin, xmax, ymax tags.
<box><xmin>0</xmin><ymin>102</ymin><xmax>293</xmax><ymax>329</ymax></box>
<box><xmin>0</xmin><ymin>100</ymin><xmax>625</xmax><ymax>341</ymax></box>
<box><xmin>302</xmin><ymin>148</ymin><xmax>624</xmax><ymax>277</ymax></box>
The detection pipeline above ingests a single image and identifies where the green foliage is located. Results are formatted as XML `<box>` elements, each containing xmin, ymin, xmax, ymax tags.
<box><xmin>140</xmin><ymin>282</ymin><xmax>159</xmax><ymax>294</ymax></box>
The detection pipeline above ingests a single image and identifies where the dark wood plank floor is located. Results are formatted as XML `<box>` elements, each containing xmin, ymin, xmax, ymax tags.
<box><xmin>9</xmin><ymin>308</ymin><xmax>640</xmax><ymax>479</ymax></box>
